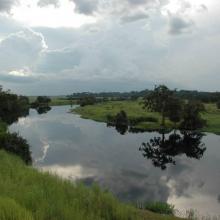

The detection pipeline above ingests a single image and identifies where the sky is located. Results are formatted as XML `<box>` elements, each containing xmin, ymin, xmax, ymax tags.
<box><xmin>0</xmin><ymin>0</ymin><xmax>219</xmax><ymax>95</ymax></box>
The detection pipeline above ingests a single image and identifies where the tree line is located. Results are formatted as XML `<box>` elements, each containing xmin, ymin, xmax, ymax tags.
<box><xmin>68</xmin><ymin>88</ymin><xmax>220</xmax><ymax>104</ymax></box>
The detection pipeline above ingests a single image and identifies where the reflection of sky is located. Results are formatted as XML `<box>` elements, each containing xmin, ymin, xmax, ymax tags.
<box><xmin>9</xmin><ymin>106</ymin><xmax>220</xmax><ymax>216</ymax></box>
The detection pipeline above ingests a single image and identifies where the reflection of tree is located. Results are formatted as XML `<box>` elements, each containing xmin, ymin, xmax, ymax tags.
<box><xmin>139</xmin><ymin>131</ymin><xmax>206</xmax><ymax>170</ymax></box>
<box><xmin>115</xmin><ymin>124</ymin><xmax>128</xmax><ymax>135</ymax></box>
<box><xmin>36</xmin><ymin>106</ymin><xmax>51</xmax><ymax>115</ymax></box>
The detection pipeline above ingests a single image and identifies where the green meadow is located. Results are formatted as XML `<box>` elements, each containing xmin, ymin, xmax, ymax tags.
<box><xmin>73</xmin><ymin>101</ymin><xmax>220</xmax><ymax>134</ymax></box>
<box><xmin>0</xmin><ymin>150</ymin><xmax>182</xmax><ymax>220</ymax></box>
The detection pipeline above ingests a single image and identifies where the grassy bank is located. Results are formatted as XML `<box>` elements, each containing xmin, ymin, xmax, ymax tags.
<box><xmin>0</xmin><ymin>150</ymin><xmax>182</xmax><ymax>220</ymax></box>
<box><xmin>72</xmin><ymin>101</ymin><xmax>220</xmax><ymax>134</ymax></box>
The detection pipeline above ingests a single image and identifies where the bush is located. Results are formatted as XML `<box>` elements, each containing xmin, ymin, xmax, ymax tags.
<box><xmin>180</xmin><ymin>101</ymin><xmax>206</xmax><ymax>130</ymax></box>
<box><xmin>217</xmin><ymin>101</ymin><xmax>220</xmax><ymax>109</ymax></box>
<box><xmin>78</xmin><ymin>96</ymin><xmax>96</xmax><ymax>107</ymax></box>
<box><xmin>145</xmin><ymin>202</ymin><xmax>174</xmax><ymax>215</ymax></box>
<box><xmin>0</xmin><ymin>133</ymin><xmax>32</xmax><ymax>165</ymax></box>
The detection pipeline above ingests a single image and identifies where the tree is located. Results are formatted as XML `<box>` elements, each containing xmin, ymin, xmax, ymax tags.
<box><xmin>115</xmin><ymin>111</ymin><xmax>129</xmax><ymax>135</ymax></box>
<box><xmin>143</xmin><ymin>85</ymin><xmax>174</xmax><ymax>127</ymax></box>
<box><xmin>180</xmin><ymin>100</ymin><xmax>206</xmax><ymax>130</ymax></box>
<box><xmin>36</xmin><ymin>96</ymin><xmax>51</xmax><ymax>105</ymax></box>
<box><xmin>165</xmin><ymin>96</ymin><xmax>183</xmax><ymax>128</ymax></box>
<box><xmin>78</xmin><ymin>96</ymin><xmax>96</xmax><ymax>107</ymax></box>
<box><xmin>217</xmin><ymin>100</ymin><xmax>220</xmax><ymax>109</ymax></box>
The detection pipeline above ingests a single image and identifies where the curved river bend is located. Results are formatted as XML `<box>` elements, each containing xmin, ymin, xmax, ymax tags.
<box><xmin>9</xmin><ymin>105</ymin><xmax>220</xmax><ymax>216</ymax></box>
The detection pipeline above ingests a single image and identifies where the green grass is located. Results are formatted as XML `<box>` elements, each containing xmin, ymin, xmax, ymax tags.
<box><xmin>72</xmin><ymin>101</ymin><xmax>220</xmax><ymax>134</ymax></box>
<box><xmin>49</xmin><ymin>98</ymin><xmax>74</xmax><ymax>106</ymax></box>
<box><xmin>144</xmin><ymin>202</ymin><xmax>174</xmax><ymax>215</ymax></box>
<box><xmin>0</xmin><ymin>150</ymin><xmax>182</xmax><ymax>220</ymax></box>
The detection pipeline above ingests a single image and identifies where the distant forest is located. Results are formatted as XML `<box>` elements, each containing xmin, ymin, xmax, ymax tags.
<box><xmin>68</xmin><ymin>89</ymin><xmax>220</xmax><ymax>103</ymax></box>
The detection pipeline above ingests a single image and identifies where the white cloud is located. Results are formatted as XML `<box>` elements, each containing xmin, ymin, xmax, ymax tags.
<box><xmin>0</xmin><ymin>28</ymin><xmax>47</xmax><ymax>72</ymax></box>
<box><xmin>0</xmin><ymin>0</ymin><xmax>219</xmax><ymax>94</ymax></box>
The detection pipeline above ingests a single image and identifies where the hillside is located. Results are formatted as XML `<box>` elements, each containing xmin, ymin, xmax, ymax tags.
<box><xmin>0</xmin><ymin>150</ymin><xmax>183</xmax><ymax>220</ymax></box>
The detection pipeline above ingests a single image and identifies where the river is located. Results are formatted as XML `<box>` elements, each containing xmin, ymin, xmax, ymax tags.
<box><xmin>9</xmin><ymin>105</ymin><xmax>220</xmax><ymax>216</ymax></box>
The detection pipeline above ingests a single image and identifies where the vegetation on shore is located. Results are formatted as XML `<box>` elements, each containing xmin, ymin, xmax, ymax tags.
<box><xmin>72</xmin><ymin>100</ymin><xmax>220</xmax><ymax>134</ymax></box>
<box><xmin>29</xmin><ymin>96</ymin><xmax>74</xmax><ymax>106</ymax></box>
<box><xmin>0</xmin><ymin>150</ymin><xmax>182</xmax><ymax>220</ymax></box>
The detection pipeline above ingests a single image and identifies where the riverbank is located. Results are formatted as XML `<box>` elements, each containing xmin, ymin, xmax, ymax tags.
<box><xmin>72</xmin><ymin>101</ymin><xmax>220</xmax><ymax>134</ymax></box>
<box><xmin>0</xmin><ymin>150</ymin><xmax>182</xmax><ymax>220</ymax></box>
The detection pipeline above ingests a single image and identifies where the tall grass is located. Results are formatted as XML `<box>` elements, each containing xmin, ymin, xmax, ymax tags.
<box><xmin>0</xmin><ymin>150</ymin><xmax>181</xmax><ymax>220</ymax></box>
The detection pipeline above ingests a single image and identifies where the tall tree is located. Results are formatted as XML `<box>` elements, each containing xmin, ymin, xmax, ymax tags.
<box><xmin>143</xmin><ymin>85</ymin><xmax>174</xmax><ymax>127</ymax></box>
<box><xmin>165</xmin><ymin>96</ymin><xmax>183</xmax><ymax>128</ymax></box>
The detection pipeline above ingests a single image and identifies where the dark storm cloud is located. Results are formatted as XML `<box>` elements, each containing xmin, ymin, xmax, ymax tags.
<box><xmin>71</xmin><ymin>0</ymin><xmax>99</xmax><ymax>15</ymax></box>
<box><xmin>0</xmin><ymin>0</ymin><xmax>18</xmax><ymax>12</ymax></box>
<box><xmin>169</xmin><ymin>15</ymin><xmax>194</xmax><ymax>35</ymax></box>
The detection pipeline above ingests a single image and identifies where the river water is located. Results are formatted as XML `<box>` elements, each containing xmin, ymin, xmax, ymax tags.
<box><xmin>9</xmin><ymin>105</ymin><xmax>220</xmax><ymax>216</ymax></box>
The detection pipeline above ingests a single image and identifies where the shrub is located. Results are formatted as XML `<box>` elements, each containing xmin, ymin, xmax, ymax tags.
<box><xmin>217</xmin><ymin>101</ymin><xmax>220</xmax><ymax>109</ymax></box>
<box><xmin>145</xmin><ymin>202</ymin><xmax>174</xmax><ymax>215</ymax></box>
<box><xmin>0</xmin><ymin>133</ymin><xmax>32</xmax><ymax>165</ymax></box>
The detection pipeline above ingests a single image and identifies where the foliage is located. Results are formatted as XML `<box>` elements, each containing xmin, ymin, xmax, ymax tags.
<box><xmin>31</xmin><ymin>96</ymin><xmax>51</xmax><ymax>108</ymax></box>
<box><xmin>0</xmin><ymin>87</ymin><xmax>29</xmax><ymax>124</ymax></box>
<box><xmin>0</xmin><ymin>151</ymin><xmax>182</xmax><ymax>220</ymax></box>
<box><xmin>36</xmin><ymin>96</ymin><xmax>51</xmax><ymax>104</ymax></box>
<box><xmin>180</xmin><ymin>101</ymin><xmax>206</xmax><ymax>130</ymax></box>
<box><xmin>114</xmin><ymin>111</ymin><xmax>129</xmax><ymax>135</ymax></box>
<box><xmin>165</xmin><ymin>97</ymin><xmax>183</xmax><ymax>125</ymax></box>
<box><xmin>115</xmin><ymin>111</ymin><xmax>128</xmax><ymax>125</ymax></box>
<box><xmin>69</xmin><ymin>89</ymin><xmax>220</xmax><ymax>103</ymax></box>
<box><xmin>143</xmin><ymin>85</ymin><xmax>175</xmax><ymax>126</ymax></box>
<box><xmin>0</xmin><ymin>132</ymin><xmax>32</xmax><ymax>165</ymax></box>
<box><xmin>78</xmin><ymin>96</ymin><xmax>97</xmax><ymax>107</ymax></box>
<box><xmin>217</xmin><ymin>101</ymin><xmax>220</xmax><ymax>109</ymax></box>
<box><xmin>144</xmin><ymin>202</ymin><xmax>175</xmax><ymax>215</ymax></box>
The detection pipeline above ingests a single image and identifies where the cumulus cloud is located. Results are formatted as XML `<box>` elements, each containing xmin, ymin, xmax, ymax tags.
<box><xmin>0</xmin><ymin>0</ymin><xmax>18</xmax><ymax>12</ymax></box>
<box><xmin>0</xmin><ymin>29</ymin><xmax>47</xmax><ymax>72</ymax></box>
<box><xmin>37</xmin><ymin>0</ymin><xmax>60</xmax><ymax>8</ymax></box>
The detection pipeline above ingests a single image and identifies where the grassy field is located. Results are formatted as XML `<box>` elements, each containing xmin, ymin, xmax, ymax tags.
<box><xmin>0</xmin><ymin>150</ymin><xmax>182</xmax><ymax>220</ymax></box>
<box><xmin>49</xmin><ymin>98</ymin><xmax>74</xmax><ymax>106</ymax></box>
<box><xmin>73</xmin><ymin>101</ymin><xmax>220</xmax><ymax>134</ymax></box>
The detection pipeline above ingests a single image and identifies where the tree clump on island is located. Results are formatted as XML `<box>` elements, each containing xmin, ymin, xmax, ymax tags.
<box><xmin>77</xmin><ymin>96</ymin><xmax>97</xmax><ymax>107</ymax></box>
<box><xmin>143</xmin><ymin>85</ymin><xmax>206</xmax><ymax>131</ymax></box>
<box><xmin>143</xmin><ymin>85</ymin><xmax>181</xmax><ymax>127</ymax></box>
<box><xmin>31</xmin><ymin>96</ymin><xmax>51</xmax><ymax>108</ymax></box>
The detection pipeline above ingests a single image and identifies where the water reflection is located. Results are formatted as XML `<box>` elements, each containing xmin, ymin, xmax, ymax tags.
<box><xmin>9</xmin><ymin>106</ymin><xmax>220</xmax><ymax>215</ymax></box>
<box><xmin>139</xmin><ymin>130</ymin><xmax>206</xmax><ymax>170</ymax></box>
<box><xmin>35</xmin><ymin>106</ymin><xmax>52</xmax><ymax>115</ymax></box>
